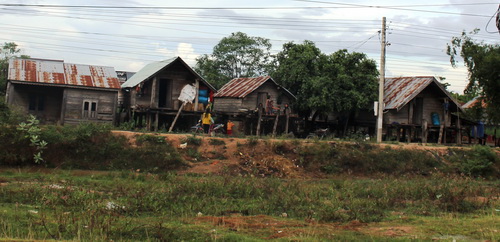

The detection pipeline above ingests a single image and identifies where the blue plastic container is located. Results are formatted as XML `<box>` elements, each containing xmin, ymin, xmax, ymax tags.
<box><xmin>198</xmin><ymin>96</ymin><xmax>209</xmax><ymax>104</ymax></box>
<box><xmin>199</xmin><ymin>89</ymin><xmax>208</xmax><ymax>97</ymax></box>
<box><xmin>431</xmin><ymin>112</ymin><xmax>440</xmax><ymax>126</ymax></box>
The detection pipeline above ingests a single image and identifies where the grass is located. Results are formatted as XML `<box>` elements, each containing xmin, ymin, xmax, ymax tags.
<box><xmin>0</xmin><ymin>169</ymin><xmax>498</xmax><ymax>241</ymax></box>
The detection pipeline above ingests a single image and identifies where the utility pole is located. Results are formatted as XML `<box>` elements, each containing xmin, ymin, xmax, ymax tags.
<box><xmin>376</xmin><ymin>17</ymin><xmax>387</xmax><ymax>143</ymax></box>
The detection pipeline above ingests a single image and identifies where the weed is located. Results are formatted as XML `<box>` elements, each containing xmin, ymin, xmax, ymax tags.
<box><xmin>246</xmin><ymin>137</ymin><xmax>259</xmax><ymax>146</ymax></box>
<box><xmin>187</xmin><ymin>148</ymin><xmax>202</xmax><ymax>161</ymax></box>
<box><xmin>448</xmin><ymin>145</ymin><xmax>499</xmax><ymax>177</ymax></box>
<box><xmin>135</xmin><ymin>134</ymin><xmax>166</xmax><ymax>145</ymax></box>
<box><xmin>208</xmin><ymin>138</ymin><xmax>225</xmax><ymax>146</ymax></box>
<box><xmin>184</xmin><ymin>135</ymin><xmax>202</xmax><ymax>146</ymax></box>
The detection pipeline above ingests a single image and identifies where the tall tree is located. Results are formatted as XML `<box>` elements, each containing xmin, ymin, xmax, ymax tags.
<box><xmin>273</xmin><ymin>41</ymin><xmax>378</xmax><ymax>123</ymax></box>
<box><xmin>1</xmin><ymin>42</ymin><xmax>29</xmax><ymax>95</ymax></box>
<box><xmin>195</xmin><ymin>32</ymin><xmax>273</xmax><ymax>89</ymax></box>
<box><xmin>272</xmin><ymin>40</ymin><xmax>324</xmax><ymax>112</ymax></box>
<box><xmin>447</xmin><ymin>29</ymin><xmax>500</xmax><ymax>123</ymax></box>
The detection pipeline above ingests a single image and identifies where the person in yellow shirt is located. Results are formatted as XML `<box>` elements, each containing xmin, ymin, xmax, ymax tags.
<box><xmin>201</xmin><ymin>112</ymin><xmax>213</xmax><ymax>134</ymax></box>
<box><xmin>226</xmin><ymin>119</ymin><xmax>235</xmax><ymax>136</ymax></box>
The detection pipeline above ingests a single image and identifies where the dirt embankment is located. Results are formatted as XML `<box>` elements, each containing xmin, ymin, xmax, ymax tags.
<box><xmin>111</xmin><ymin>131</ymin><xmax>500</xmax><ymax>177</ymax></box>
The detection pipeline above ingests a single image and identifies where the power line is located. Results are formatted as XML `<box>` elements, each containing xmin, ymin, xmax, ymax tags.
<box><xmin>294</xmin><ymin>0</ymin><xmax>493</xmax><ymax>18</ymax></box>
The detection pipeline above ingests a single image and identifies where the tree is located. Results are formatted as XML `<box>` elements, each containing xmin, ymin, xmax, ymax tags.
<box><xmin>447</xmin><ymin>29</ymin><xmax>500</xmax><ymax>123</ymax></box>
<box><xmin>194</xmin><ymin>32</ymin><xmax>273</xmax><ymax>89</ymax></box>
<box><xmin>272</xmin><ymin>40</ymin><xmax>324</xmax><ymax>113</ymax></box>
<box><xmin>273</xmin><ymin>41</ymin><xmax>378</xmax><ymax>127</ymax></box>
<box><xmin>1</xmin><ymin>42</ymin><xmax>29</xmax><ymax>95</ymax></box>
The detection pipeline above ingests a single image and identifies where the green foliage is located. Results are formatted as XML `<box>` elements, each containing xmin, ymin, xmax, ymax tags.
<box><xmin>1</xmin><ymin>42</ymin><xmax>29</xmax><ymax>95</ymax></box>
<box><xmin>135</xmin><ymin>134</ymin><xmax>166</xmax><ymax>145</ymax></box>
<box><xmin>27</xmin><ymin>123</ymin><xmax>185</xmax><ymax>171</ymax></box>
<box><xmin>447</xmin><ymin>29</ymin><xmax>500</xmax><ymax>123</ymax></box>
<box><xmin>0</xmin><ymin>170</ymin><xmax>498</xmax><ymax>241</ymax></box>
<box><xmin>208</xmin><ymin>138</ymin><xmax>225</xmax><ymax>146</ymax></box>
<box><xmin>194</xmin><ymin>32</ymin><xmax>273</xmax><ymax>89</ymax></box>
<box><xmin>183</xmin><ymin>135</ymin><xmax>202</xmax><ymax>146</ymax></box>
<box><xmin>272</xmin><ymin>40</ymin><xmax>323</xmax><ymax>112</ymax></box>
<box><xmin>17</xmin><ymin>115</ymin><xmax>47</xmax><ymax>164</ymax></box>
<box><xmin>299</xmin><ymin>143</ymin><xmax>440</xmax><ymax>175</ymax></box>
<box><xmin>246</xmin><ymin>136</ymin><xmax>259</xmax><ymax>146</ymax></box>
<box><xmin>449</xmin><ymin>145</ymin><xmax>499</xmax><ymax>177</ymax></box>
<box><xmin>273</xmin><ymin>41</ymin><xmax>378</xmax><ymax>118</ymax></box>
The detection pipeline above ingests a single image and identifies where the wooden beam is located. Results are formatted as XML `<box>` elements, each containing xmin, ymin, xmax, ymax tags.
<box><xmin>154</xmin><ymin>112</ymin><xmax>159</xmax><ymax>132</ymax></box>
<box><xmin>438</xmin><ymin>124</ymin><xmax>444</xmax><ymax>144</ymax></box>
<box><xmin>60</xmin><ymin>89</ymin><xmax>67</xmax><ymax>125</ymax></box>
<box><xmin>408</xmin><ymin>100</ymin><xmax>414</xmax><ymax>124</ymax></box>
<box><xmin>457</xmin><ymin>117</ymin><xmax>462</xmax><ymax>145</ymax></box>
<box><xmin>150</xmin><ymin>77</ymin><xmax>157</xmax><ymax>108</ymax></box>
<box><xmin>422</xmin><ymin>119</ymin><xmax>428</xmax><ymax>144</ymax></box>
<box><xmin>285</xmin><ymin>107</ymin><xmax>290</xmax><ymax>134</ymax></box>
<box><xmin>256</xmin><ymin>105</ymin><xmax>263</xmax><ymax>136</ymax></box>
<box><xmin>146</xmin><ymin>111</ymin><xmax>151</xmax><ymax>131</ymax></box>
<box><xmin>272</xmin><ymin>110</ymin><xmax>280</xmax><ymax>138</ymax></box>
<box><xmin>194</xmin><ymin>79</ymin><xmax>200</xmax><ymax>112</ymax></box>
<box><xmin>169</xmin><ymin>102</ymin><xmax>185</xmax><ymax>132</ymax></box>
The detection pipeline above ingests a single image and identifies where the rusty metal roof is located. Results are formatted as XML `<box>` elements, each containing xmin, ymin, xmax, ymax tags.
<box><xmin>462</xmin><ymin>96</ymin><xmax>486</xmax><ymax>109</ymax></box>
<box><xmin>214</xmin><ymin>76</ymin><xmax>295</xmax><ymax>99</ymax></box>
<box><xmin>384</xmin><ymin>76</ymin><xmax>462</xmax><ymax>112</ymax></box>
<box><xmin>8</xmin><ymin>58</ymin><xmax>120</xmax><ymax>89</ymax></box>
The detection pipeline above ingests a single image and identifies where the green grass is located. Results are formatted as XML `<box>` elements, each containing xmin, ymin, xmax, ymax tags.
<box><xmin>0</xmin><ymin>169</ymin><xmax>498</xmax><ymax>241</ymax></box>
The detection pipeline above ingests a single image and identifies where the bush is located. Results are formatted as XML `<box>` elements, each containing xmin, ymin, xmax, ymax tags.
<box><xmin>183</xmin><ymin>135</ymin><xmax>202</xmax><ymax>146</ymax></box>
<box><xmin>299</xmin><ymin>143</ymin><xmax>440</xmax><ymax>175</ymax></box>
<box><xmin>449</xmin><ymin>145</ymin><xmax>499</xmax><ymax>177</ymax></box>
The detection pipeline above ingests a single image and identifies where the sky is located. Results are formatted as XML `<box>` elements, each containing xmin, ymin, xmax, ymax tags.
<box><xmin>0</xmin><ymin>0</ymin><xmax>499</xmax><ymax>94</ymax></box>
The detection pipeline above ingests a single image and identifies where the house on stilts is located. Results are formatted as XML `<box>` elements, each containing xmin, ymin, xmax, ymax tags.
<box><xmin>213</xmin><ymin>76</ymin><xmax>297</xmax><ymax>136</ymax></box>
<box><xmin>120</xmin><ymin>57</ymin><xmax>216</xmax><ymax>131</ymax></box>
<box><xmin>381</xmin><ymin>76</ymin><xmax>470</xmax><ymax>144</ymax></box>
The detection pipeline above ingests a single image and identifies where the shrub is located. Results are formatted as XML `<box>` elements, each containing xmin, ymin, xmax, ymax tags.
<box><xmin>246</xmin><ymin>137</ymin><xmax>259</xmax><ymax>146</ymax></box>
<box><xmin>449</xmin><ymin>145</ymin><xmax>499</xmax><ymax>177</ymax></box>
<box><xmin>136</xmin><ymin>134</ymin><xmax>166</xmax><ymax>145</ymax></box>
<box><xmin>183</xmin><ymin>135</ymin><xmax>202</xmax><ymax>146</ymax></box>
<box><xmin>208</xmin><ymin>138</ymin><xmax>225</xmax><ymax>146</ymax></box>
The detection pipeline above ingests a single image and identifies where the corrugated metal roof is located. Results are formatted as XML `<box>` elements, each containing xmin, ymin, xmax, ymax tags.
<box><xmin>214</xmin><ymin>76</ymin><xmax>296</xmax><ymax>99</ymax></box>
<box><xmin>384</xmin><ymin>76</ymin><xmax>462</xmax><ymax>112</ymax></box>
<box><xmin>384</xmin><ymin>76</ymin><xmax>435</xmax><ymax>110</ymax></box>
<box><xmin>120</xmin><ymin>56</ymin><xmax>216</xmax><ymax>91</ymax></box>
<box><xmin>462</xmin><ymin>96</ymin><xmax>486</xmax><ymax>109</ymax></box>
<box><xmin>8</xmin><ymin>58</ymin><xmax>120</xmax><ymax>89</ymax></box>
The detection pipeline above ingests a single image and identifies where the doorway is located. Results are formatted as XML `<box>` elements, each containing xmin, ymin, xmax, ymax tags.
<box><xmin>412</xmin><ymin>97</ymin><xmax>424</xmax><ymax>125</ymax></box>
<box><xmin>158</xmin><ymin>79</ymin><xmax>172</xmax><ymax>108</ymax></box>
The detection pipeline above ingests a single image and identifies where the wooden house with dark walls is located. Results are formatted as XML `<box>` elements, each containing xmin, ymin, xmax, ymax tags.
<box><xmin>120</xmin><ymin>57</ymin><xmax>216</xmax><ymax>131</ymax></box>
<box><xmin>5</xmin><ymin>58</ymin><xmax>120</xmax><ymax>125</ymax></box>
<box><xmin>213</xmin><ymin>76</ymin><xmax>296</xmax><ymax>136</ymax></box>
<box><xmin>382</xmin><ymin>76</ymin><xmax>466</xmax><ymax>144</ymax></box>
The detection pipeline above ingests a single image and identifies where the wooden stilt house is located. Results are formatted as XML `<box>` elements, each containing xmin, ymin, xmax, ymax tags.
<box><xmin>120</xmin><ymin>57</ymin><xmax>216</xmax><ymax>131</ymax></box>
<box><xmin>382</xmin><ymin>76</ymin><xmax>466</xmax><ymax>144</ymax></box>
<box><xmin>213</xmin><ymin>76</ymin><xmax>296</xmax><ymax>135</ymax></box>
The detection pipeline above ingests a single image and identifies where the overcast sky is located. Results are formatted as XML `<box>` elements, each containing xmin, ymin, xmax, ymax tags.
<box><xmin>1</xmin><ymin>0</ymin><xmax>499</xmax><ymax>93</ymax></box>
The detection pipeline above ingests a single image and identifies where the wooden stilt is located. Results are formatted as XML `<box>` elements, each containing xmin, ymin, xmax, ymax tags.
<box><xmin>438</xmin><ymin>124</ymin><xmax>444</xmax><ymax>144</ymax></box>
<box><xmin>256</xmin><ymin>105</ymin><xmax>263</xmax><ymax>136</ymax></box>
<box><xmin>146</xmin><ymin>112</ymin><xmax>151</xmax><ymax>131</ymax></box>
<box><xmin>285</xmin><ymin>107</ymin><xmax>290</xmax><ymax>134</ymax></box>
<box><xmin>272</xmin><ymin>110</ymin><xmax>280</xmax><ymax>137</ymax></box>
<box><xmin>154</xmin><ymin>112</ymin><xmax>159</xmax><ymax>132</ymax></box>
<box><xmin>457</xmin><ymin>118</ymin><xmax>462</xmax><ymax>145</ymax></box>
<box><xmin>422</xmin><ymin>120</ymin><xmax>428</xmax><ymax>144</ymax></box>
<box><xmin>396</xmin><ymin>126</ymin><xmax>401</xmax><ymax>142</ymax></box>
<box><xmin>169</xmin><ymin>102</ymin><xmax>185</xmax><ymax>132</ymax></box>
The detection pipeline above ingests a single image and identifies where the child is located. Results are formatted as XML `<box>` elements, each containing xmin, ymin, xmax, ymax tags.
<box><xmin>226</xmin><ymin>119</ymin><xmax>235</xmax><ymax>136</ymax></box>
